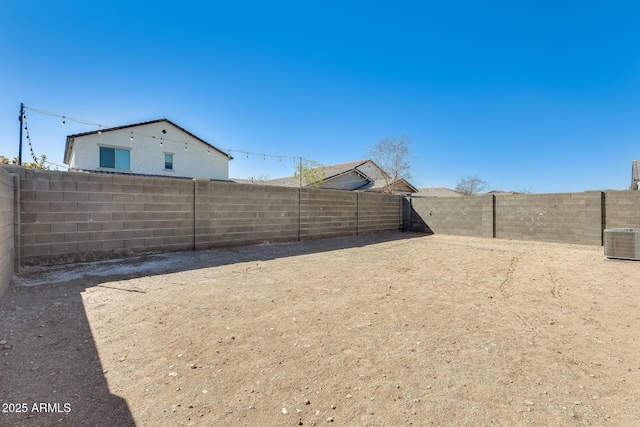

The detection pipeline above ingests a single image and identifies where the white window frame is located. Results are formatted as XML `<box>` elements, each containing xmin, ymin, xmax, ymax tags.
<box><xmin>98</xmin><ymin>144</ymin><xmax>131</xmax><ymax>171</ymax></box>
<box><xmin>164</xmin><ymin>152</ymin><xmax>175</xmax><ymax>171</ymax></box>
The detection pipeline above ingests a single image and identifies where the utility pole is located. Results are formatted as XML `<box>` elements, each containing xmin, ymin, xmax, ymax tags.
<box><xmin>299</xmin><ymin>157</ymin><xmax>302</xmax><ymax>188</ymax></box>
<box><xmin>18</xmin><ymin>103</ymin><xmax>24</xmax><ymax>165</ymax></box>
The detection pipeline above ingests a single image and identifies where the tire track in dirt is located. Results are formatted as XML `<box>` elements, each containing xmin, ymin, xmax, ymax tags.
<box><xmin>549</xmin><ymin>268</ymin><xmax>560</xmax><ymax>300</ymax></box>
<box><xmin>497</xmin><ymin>252</ymin><xmax>542</xmax><ymax>336</ymax></box>
<box><xmin>498</xmin><ymin>254</ymin><xmax>610</xmax><ymax>382</ymax></box>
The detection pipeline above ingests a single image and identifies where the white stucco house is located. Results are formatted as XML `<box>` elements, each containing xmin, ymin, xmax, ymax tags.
<box><xmin>64</xmin><ymin>119</ymin><xmax>232</xmax><ymax>180</ymax></box>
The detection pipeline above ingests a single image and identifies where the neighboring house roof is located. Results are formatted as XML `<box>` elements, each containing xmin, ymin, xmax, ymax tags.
<box><xmin>413</xmin><ymin>187</ymin><xmax>462</xmax><ymax>197</ymax></box>
<box><xmin>263</xmin><ymin>160</ymin><xmax>370</xmax><ymax>188</ymax></box>
<box><xmin>68</xmin><ymin>168</ymin><xmax>234</xmax><ymax>182</ymax></box>
<box><xmin>485</xmin><ymin>190</ymin><xmax>521</xmax><ymax>195</ymax></box>
<box><xmin>64</xmin><ymin>118</ymin><xmax>232</xmax><ymax>164</ymax></box>
<box><xmin>263</xmin><ymin>159</ymin><xmax>418</xmax><ymax>193</ymax></box>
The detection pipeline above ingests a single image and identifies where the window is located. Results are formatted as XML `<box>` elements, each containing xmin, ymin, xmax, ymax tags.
<box><xmin>100</xmin><ymin>147</ymin><xmax>130</xmax><ymax>170</ymax></box>
<box><xmin>164</xmin><ymin>153</ymin><xmax>174</xmax><ymax>170</ymax></box>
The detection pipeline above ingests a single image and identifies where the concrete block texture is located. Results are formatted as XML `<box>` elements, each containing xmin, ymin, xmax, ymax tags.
<box><xmin>0</xmin><ymin>167</ymin><xmax>15</xmax><ymax>300</ymax></box>
<box><xmin>494</xmin><ymin>193</ymin><xmax>591</xmax><ymax>244</ymax></box>
<box><xmin>406</xmin><ymin>191</ymin><xmax>617</xmax><ymax>247</ymax></box>
<box><xmin>16</xmin><ymin>170</ymin><xmax>404</xmax><ymax>265</ymax></box>
<box><xmin>409</xmin><ymin>195</ymin><xmax>490</xmax><ymax>238</ymax></box>
<box><xmin>195</xmin><ymin>181</ymin><xmax>300</xmax><ymax>248</ymax></box>
<box><xmin>604</xmin><ymin>191</ymin><xmax>640</xmax><ymax>230</ymax></box>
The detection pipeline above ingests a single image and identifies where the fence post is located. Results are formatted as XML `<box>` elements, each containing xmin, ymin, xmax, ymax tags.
<box><xmin>584</xmin><ymin>191</ymin><xmax>604</xmax><ymax>246</ymax></box>
<box><xmin>193</xmin><ymin>178</ymin><xmax>197</xmax><ymax>251</ymax></box>
<box><xmin>481</xmin><ymin>194</ymin><xmax>495</xmax><ymax>239</ymax></box>
<box><xmin>356</xmin><ymin>191</ymin><xmax>360</xmax><ymax>236</ymax></box>
<box><xmin>12</xmin><ymin>174</ymin><xmax>20</xmax><ymax>272</ymax></box>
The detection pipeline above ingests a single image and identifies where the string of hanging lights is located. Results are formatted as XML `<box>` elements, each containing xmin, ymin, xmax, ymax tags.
<box><xmin>19</xmin><ymin>104</ymin><xmax>309</xmax><ymax>167</ymax></box>
<box><xmin>22</xmin><ymin>111</ymin><xmax>39</xmax><ymax>163</ymax></box>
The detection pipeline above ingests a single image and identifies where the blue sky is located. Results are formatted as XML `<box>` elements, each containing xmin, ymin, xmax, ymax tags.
<box><xmin>2</xmin><ymin>1</ymin><xmax>639</xmax><ymax>192</ymax></box>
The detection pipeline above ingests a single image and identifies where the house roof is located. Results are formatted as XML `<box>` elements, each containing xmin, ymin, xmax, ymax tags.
<box><xmin>264</xmin><ymin>159</ymin><xmax>418</xmax><ymax>192</ymax></box>
<box><xmin>413</xmin><ymin>187</ymin><xmax>462</xmax><ymax>197</ymax></box>
<box><xmin>64</xmin><ymin>118</ymin><xmax>232</xmax><ymax>164</ymax></box>
<box><xmin>485</xmin><ymin>190</ymin><xmax>521</xmax><ymax>195</ymax></box>
<box><xmin>69</xmin><ymin>168</ymin><xmax>235</xmax><ymax>182</ymax></box>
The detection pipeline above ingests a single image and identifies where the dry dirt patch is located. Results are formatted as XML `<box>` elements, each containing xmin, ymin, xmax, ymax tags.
<box><xmin>1</xmin><ymin>232</ymin><xmax>640</xmax><ymax>426</ymax></box>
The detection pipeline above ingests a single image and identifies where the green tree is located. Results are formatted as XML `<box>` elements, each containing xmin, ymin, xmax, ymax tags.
<box><xmin>0</xmin><ymin>154</ymin><xmax>51</xmax><ymax>170</ymax></box>
<box><xmin>294</xmin><ymin>159</ymin><xmax>326</xmax><ymax>188</ymax></box>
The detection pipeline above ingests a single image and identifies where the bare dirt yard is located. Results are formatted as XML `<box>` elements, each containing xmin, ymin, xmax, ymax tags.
<box><xmin>1</xmin><ymin>232</ymin><xmax>640</xmax><ymax>426</ymax></box>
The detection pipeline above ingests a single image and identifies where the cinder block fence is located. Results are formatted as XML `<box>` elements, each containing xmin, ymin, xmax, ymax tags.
<box><xmin>406</xmin><ymin>190</ymin><xmax>640</xmax><ymax>246</ymax></box>
<box><xmin>0</xmin><ymin>166</ymin><xmax>403</xmax><ymax>271</ymax></box>
<box><xmin>0</xmin><ymin>167</ymin><xmax>16</xmax><ymax>299</ymax></box>
<box><xmin>3</xmin><ymin>164</ymin><xmax>639</xmax><ymax>300</ymax></box>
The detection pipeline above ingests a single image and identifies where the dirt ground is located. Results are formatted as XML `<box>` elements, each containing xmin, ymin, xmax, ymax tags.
<box><xmin>1</xmin><ymin>232</ymin><xmax>640</xmax><ymax>426</ymax></box>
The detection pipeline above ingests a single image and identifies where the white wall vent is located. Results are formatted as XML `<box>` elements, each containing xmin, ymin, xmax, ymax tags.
<box><xmin>604</xmin><ymin>228</ymin><xmax>640</xmax><ymax>260</ymax></box>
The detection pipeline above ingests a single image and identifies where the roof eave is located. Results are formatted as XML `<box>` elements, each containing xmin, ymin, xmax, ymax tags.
<box><xmin>65</xmin><ymin>118</ymin><xmax>233</xmax><ymax>160</ymax></box>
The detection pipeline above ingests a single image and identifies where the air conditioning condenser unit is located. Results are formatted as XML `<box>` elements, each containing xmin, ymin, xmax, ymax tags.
<box><xmin>604</xmin><ymin>228</ymin><xmax>640</xmax><ymax>261</ymax></box>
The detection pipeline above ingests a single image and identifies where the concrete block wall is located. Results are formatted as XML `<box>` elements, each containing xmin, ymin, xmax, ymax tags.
<box><xmin>195</xmin><ymin>181</ymin><xmax>300</xmax><ymax>248</ymax></box>
<box><xmin>0</xmin><ymin>167</ymin><xmax>15</xmax><ymax>299</ymax></box>
<box><xmin>19</xmin><ymin>169</ymin><xmax>194</xmax><ymax>265</ymax></box>
<box><xmin>301</xmin><ymin>188</ymin><xmax>358</xmax><ymax>239</ymax></box>
<box><xmin>358</xmin><ymin>191</ymin><xmax>403</xmax><ymax>234</ymax></box>
<box><xmin>409</xmin><ymin>195</ymin><xmax>493</xmax><ymax>238</ymax></box>
<box><xmin>495</xmin><ymin>192</ymin><xmax>591</xmax><ymax>244</ymax></box>
<box><xmin>604</xmin><ymin>191</ymin><xmax>640</xmax><ymax>229</ymax></box>
<box><xmin>10</xmin><ymin>167</ymin><xmax>403</xmax><ymax>266</ymax></box>
<box><xmin>406</xmin><ymin>191</ymin><xmax>610</xmax><ymax>246</ymax></box>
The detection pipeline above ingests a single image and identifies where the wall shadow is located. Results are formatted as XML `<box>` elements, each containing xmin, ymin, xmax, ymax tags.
<box><xmin>15</xmin><ymin>231</ymin><xmax>429</xmax><ymax>289</ymax></box>
<box><xmin>2</xmin><ymin>231</ymin><xmax>434</xmax><ymax>425</ymax></box>
<box><xmin>403</xmin><ymin>197</ymin><xmax>435</xmax><ymax>234</ymax></box>
<box><xmin>0</xmin><ymin>280</ymin><xmax>136</xmax><ymax>426</ymax></box>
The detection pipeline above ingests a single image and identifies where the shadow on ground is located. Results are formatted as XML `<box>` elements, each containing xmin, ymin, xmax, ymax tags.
<box><xmin>14</xmin><ymin>231</ymin><xmax>428</xmax><ymax>288</ymax></box>
<box><xmin>0</xmin><ymin>231</ymin><xmax>427</xmax><ymax>426</ymax></box>
<box><xmin>0</xmin><ymin>281</ymin><xmax>135</xmax><ymax>426</ymax></box>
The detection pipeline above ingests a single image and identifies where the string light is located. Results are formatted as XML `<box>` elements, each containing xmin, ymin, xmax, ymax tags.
<box><xmin>160</xmin><ymin>137</ymin><xmax>163</xmax><ymax>147</ymax></box>
<box><xmin>24</xmin><ymin>105</ymin><xmax>104</xmax><ymax>127</ymax></box>
<box><xmin>21</xmin><ymin>104</ymin><xmax>314</xmax><ymax>168</ymax></box>
<box><xmin>22</xmin><ymin>112</ymin><xmax>39</xmax><ymax>163</ymax></box>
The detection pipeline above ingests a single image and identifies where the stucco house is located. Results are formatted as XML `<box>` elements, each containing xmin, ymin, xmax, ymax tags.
<box><xmin>64</xmin><ymin>119</ymin><xmax>232</xmax><ymax>180</ymax></box>
<box><xmin>262</xmin><ymin>159</ymin><xmax>417</xmax><ymax>194</ymax></box>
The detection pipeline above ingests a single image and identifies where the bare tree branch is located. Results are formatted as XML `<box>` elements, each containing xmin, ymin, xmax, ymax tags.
<box><xmin>455</xmin><ymin>175</ymin><xmax>489</xmax><ymax>195</ymax></box>
<box><xmin>369</xmin><ymin>136</ymin><xmax>413</xmax><ymax>194</ymax></box>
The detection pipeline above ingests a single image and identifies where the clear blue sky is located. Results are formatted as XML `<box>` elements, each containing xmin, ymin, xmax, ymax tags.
<box><xmin>2</xmin><ymin>1</ymin><xmax>639</xmax><ymax>193</ymax></box>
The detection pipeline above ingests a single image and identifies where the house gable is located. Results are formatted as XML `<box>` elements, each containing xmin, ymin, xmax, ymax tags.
<box><xmin>320</xmin><ymin>170</ymin><xmax>371</xmax><ymax>190</ymax></box>
<box><xmin>64</xmin><ymin>119</ymin><xmax>231</xmax><ymax>180</ymax></box>
<box><xmin>263</xmin><ymin>159</ymin><xmax>417</xmax><ymax>193</ymax></box>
